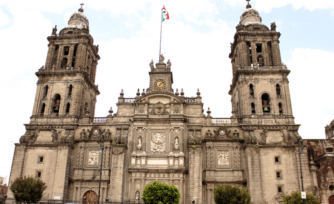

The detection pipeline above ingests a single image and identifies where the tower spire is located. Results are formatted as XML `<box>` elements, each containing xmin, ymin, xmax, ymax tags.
<box><xmin>246</xmin><ymin>0</ymin><xmax>252</xmax><ymax>8</ymax></box>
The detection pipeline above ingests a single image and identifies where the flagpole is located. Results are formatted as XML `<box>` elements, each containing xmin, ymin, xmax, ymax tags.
<box><xmin>159</xmin><ymin>6</ymin><xmax>163</xmax><ymax>60</ymax></box>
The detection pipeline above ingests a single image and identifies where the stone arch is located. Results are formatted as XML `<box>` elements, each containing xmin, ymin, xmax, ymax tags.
<box><xmin>83</xmin><ymin>190</ymin><xmax>98</xmax><ymax>204</ymax></box>
<box><xmin>261</xmin><ymin>93</ymin><xmax>270</xmax><ymax>114</ymax></box>
<box><xmin>51</xmin><ymin>94</ymin><xmax>61</xmax><ymax>115</ymax></box>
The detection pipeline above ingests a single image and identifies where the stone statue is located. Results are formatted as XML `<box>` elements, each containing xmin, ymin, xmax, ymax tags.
<box><xmin>105</xmin><ymin>129</ymin><xmax>111</xmax><ymax>140</ymax></box>
<box><xmin>167</xmin><ymin>59</ymin><xmax>171</xmax><ymax>68</ymax></box>
<box><xmin>52</xmin><ymin>25</ymin><xmax>57</xmax><ymax>35</ymax></box>
<box><xmin>271</xmin><ymin>22</ymin><xmax>276</xmax><ymax>31</ymax></box>
<box><xmin>137</xmin><ymin>137</ymin><xmax>142</xmax><ymax>150</ymax></box>
<box><xmin>149</xmin><ymin>60</ymin><xmax>154</xmax><ymax>70</ymax></box>
<box><xmin>159</xmin><ymin>54</ymin><xmax>165</xmax><ymax>63</ymax></box>
<box><xmin>260</xmin><ymin>129</ymin><xmax>267</xmax><ymax>144</ymax></box>
<box><xmin>258</xmin><ymin>56</ymin><xmax>264</xmax><ymax>66</ymax></box>
<box><xmin>205</xmin><ymin>130</ymin><xmax>213</xmax><ymax>138</ymax></box>
<box><xmin>174</xmin><ymin>137</ymin><xmax>179</xmax><ymax>150</ymax></box>
<box><xmin>135</xmin><ymin>191</ymin><xmax>140</xmax><ymax>201</ymax></box>
<box><xmin>39</xmin><ymin>65</ymin><xmax>45</xmax><ymax>71</ymax></box>
<box><xmin>51</xmin><ymin>129</ymin><xmax>58</xmax><ymax>143</ymax></box>
<box><xmin>80</xmin><ymin>129</ymin><xmax>88</xmax><ymax>140</ymax></box>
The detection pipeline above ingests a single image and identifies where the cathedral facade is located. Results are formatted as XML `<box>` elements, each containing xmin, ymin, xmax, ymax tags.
<box><xmin>8</xmin><ymin>3</ymin><xmax>334</xmax><ymax>204</ymax></box>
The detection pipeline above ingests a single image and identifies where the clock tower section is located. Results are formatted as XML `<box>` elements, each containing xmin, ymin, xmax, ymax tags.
<box><xmin>31</xmin><ymin>6</ymin><xmax>100</xmax><ymax>124</ymax></box>
<box><xmin>146</xmin><ymin>55</ymin><xmax>174</xmax><ymax>94</ymax></box>
<box><xmin>228</xmin><ymin>3</ymin><xmax>295</xmax><ymax>125</ymax></box>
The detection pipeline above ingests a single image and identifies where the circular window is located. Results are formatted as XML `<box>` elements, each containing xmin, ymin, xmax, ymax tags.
<box><xmin>330</xmin><ymin>185</ymin><xmax>334</xmax><ymax>191</ymax></box>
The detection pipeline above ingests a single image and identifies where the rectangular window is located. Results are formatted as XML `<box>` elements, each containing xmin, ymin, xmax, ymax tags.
<box><xmin>256</xmin><ymin>43</ymin><xmax>262</xmax><ymax>53</ymax></box>
<box><xmin>275</xmin><ymin>156</ymin><xmax>280</xmax><ymax>163</ymax></box>
<box><xmin>37</xmin><ymin>171</ymin><xmax>42</xmax><ymax>178</ymax></box>
<box><xmin>278</xmin><ymin>187</ymin><xmax>282</xmax><ymax>193</ymax></box>
<box><xmin>38</xmin><ymin>156</ymin><xmax>44</xmax><ymax>163</ymax></box>
<box><xmin>276</xmin><ymin>172</ymin><xmax>281</xmax><ymax>179</ymax></box>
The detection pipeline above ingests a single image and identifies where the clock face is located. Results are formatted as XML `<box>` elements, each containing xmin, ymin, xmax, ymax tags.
<box><xmin>155</xmin><ymin>79</ymin><xmax>166</xmax><ymax>90</ymax></box>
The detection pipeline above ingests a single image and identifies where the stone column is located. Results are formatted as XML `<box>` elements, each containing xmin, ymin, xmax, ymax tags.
<box><xmin>247</xmin><ymin>147</ymin><xmax>264</xmax><ymax>203</ymax></box>
<box><xmin>45</xmin><ymin>44</ymin><xmax>54</xmax><ymax>69</ymax></box>
<box><xmin>282</xmin><ymin>77</ymin><xmax>293</xmax><ymax>116</ymax></box>
<box><xmin>56</xmin><ymin>45</ymin><xmax>63</xmax><ymax>69</ymax></box>
<box><xmin>272</xmin><ymin>40</ymin><xmax>281</xmax><ymax>66</ymax></box>
<box><xmin>67</xmin><ymin>44</ymin><xmax>75</xmax><ymax>68</ymax></box>
<box><xmin>189</xmin><ymin>147</ymin><xmax>203</xmax><ymax>204</ymax></box>
<box><xmin>109</xmin><ymin>147</ymin><xmax>126</xmax><ymax>202</ymax></box>
<box><xmin>251</xmin><ymin>42</ymin><xmax>257</xmax><ymax>66</ymax></box>
<box><xmin>263</xmin><ymin>42</ymin><xmax>269</xmax><ymax>66</ymax></box>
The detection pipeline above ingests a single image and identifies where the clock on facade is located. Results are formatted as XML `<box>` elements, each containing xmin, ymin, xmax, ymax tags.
<box><xmin>155</xmin><ymin>79</ymin><xmax>166</xmax><ymax>90</ymax></box>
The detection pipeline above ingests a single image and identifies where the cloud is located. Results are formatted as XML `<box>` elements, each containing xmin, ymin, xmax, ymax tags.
<box><xmin>287</xmin><ymin>48</ymin><xmax>334</xmax><ymax>139</ymax></box>
<box><xmin>0</xmin><ymin>8</ymin><xmax>10</xmax><ymax>26</ymax></box>
<box><xmin>222</xmin><ymin>0</ymin><xmax>334</xmax><ymax>13</ymax></box>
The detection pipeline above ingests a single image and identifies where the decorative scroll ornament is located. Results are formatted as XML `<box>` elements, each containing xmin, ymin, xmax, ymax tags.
<box><xmin>218</xmin><ymin>151</ymin><xmax>229</xmax><ymax>166</ymax></box>
<box><xmin>88</xmin><ymin>151</ymin><xmax>99</xmax><ymax>165</ymax></box>
<box><xmin>151</xmin><ymin>133</ymin><xmax>166</xmax><ymax>152</ymax></box>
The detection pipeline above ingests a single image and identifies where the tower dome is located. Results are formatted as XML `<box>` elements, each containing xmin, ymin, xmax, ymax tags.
<box><xmin>68</xmin><ymin>5</ymin><xmax>89</xmax><ymax>29</ymax></box>
<box><xmin>239</xmin><ymin>4</ymin><xmax>262</xmax><ymax>26</ymax></box>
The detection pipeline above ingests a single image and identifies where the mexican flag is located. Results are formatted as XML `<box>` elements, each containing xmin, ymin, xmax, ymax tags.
<box><xmin>162</xmin><ymin>5</ymin><xmax>169</xmax><ymax>22</ymax></box>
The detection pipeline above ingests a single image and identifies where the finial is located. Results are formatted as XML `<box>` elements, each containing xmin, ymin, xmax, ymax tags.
<box><xmin>197</xmin><ymin>88</ymin><xmax>201</xmax><ymax>96</ymax></box>
<box><xmin>108</xmin><ymin>107</ymin><xmax>113</xmax><ymax>115</ymax></box>
<box><xmin>120</xmin><ymin>89</ymin><xmax>124</xmax><ymax>97</ymax></box>
<box><xmin>246</xmin><ymin>0</ymin><xmax>251</xmax><ymax>8</ymax></box>
<box><xmin>142</xmin><ymin>89</ymin><xmax>146</xmax><ymax>96</ymax></box>
<box><xmin>181</xmin><ymin>88</ymin><xmax>184</xmax><ymax>96</ymax></box>
<box><xmin>175</xmin><ymin>88</ymin><xmax>179</xmax><ymax>96</ymax></box>
<box><xmin>207</xmin><ymin>107</ymin><xmax>212</xmax><ymax>117</ymax></box>
<box><xmin>136</xmin><ymin>89</ymin><xmax>140</xmax><ymax>96</ymax></box>
<box><xmin>79</xmin><ymin>3</ymin><xmax>84</xmax><ymax>12</ymax></box>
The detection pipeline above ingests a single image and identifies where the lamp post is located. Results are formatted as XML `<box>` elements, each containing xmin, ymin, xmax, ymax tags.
<box><xmin>298</xmin><ymin>139</ymin><xmax>305</xmax><ymax>203</ymax></box>
<box><xmin>97</xmin><ymin>134</ymin><xmax>105</xmax><ymax>204</ymax></box>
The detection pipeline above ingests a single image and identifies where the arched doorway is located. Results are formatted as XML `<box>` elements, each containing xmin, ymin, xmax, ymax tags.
<box><xmin>329</xmin><ymin>195</ymin><xmax>334</xmax><ymax>204</ymax></box>
<box><xmin>83</xmin><ymin>190</ymin><xmax>98</xmax><ymax>204</ymax></box>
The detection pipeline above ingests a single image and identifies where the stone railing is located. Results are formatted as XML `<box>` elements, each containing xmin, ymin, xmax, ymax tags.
<box><xmin>185</xmin><ymin>97</ymin><xmax>197</xmax><ymax>103</ymax></box>
<box><xmin>124</xmin><ymin>98</ymin><xmax>136</xmax><ymax>103</ymax></box>
<box><xmin>93</xmin><ymin>117</ymin><xmax>107</xmax><ymax>123</ymax></box>
<box><xmin>240</xmin><ymin>65</ymin><xmax>287</xmax><ymax>70</ymax></box>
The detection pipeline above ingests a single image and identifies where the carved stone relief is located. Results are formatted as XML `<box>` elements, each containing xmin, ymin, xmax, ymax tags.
<box><xmin>88</xmin><ymin>151</ymin><xmax>99</xmax><ymax>165</ymax></box>
<box><xmin>151</xmin><ymin>132</ymin><xmax>166</xmax><ymax>152</ymax></box>
<box><xmin>218</xmin><ymin>151</ymin><xmax>229</xmax><ymax>166</ymax></box>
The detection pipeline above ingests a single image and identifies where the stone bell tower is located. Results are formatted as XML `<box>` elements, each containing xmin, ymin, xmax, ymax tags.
<box><xmin>228</xmin><ymin>1</ymin><xmax>295</xmax><ymax>126</ymax></box>
<box><xmin>31</xmin><ymin>5</ymin><xmax>100</xmax><ymax>124</ymax></box>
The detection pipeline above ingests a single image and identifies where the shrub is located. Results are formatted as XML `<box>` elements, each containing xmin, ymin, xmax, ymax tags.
<box><xmin>142</xmin><ymin>181</ymin><xmax>180</xmax><ymax>204</ymax></box>
<box><xmin>214</xmin><ymin>184</ymin><xmax>251</xmax><ymax>204</ymax></box>
<box><xmin>10</xmin><ymin>176</ymin><xmax>47</xmax><ymax>204</ymax></box>
<box><xmin>283</xmin><ymin>191</ymin><xmax>320</xmax><ymax>204</ymax></box>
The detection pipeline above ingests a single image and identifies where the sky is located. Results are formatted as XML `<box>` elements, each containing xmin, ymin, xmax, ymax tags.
<box><xmin>0</xmin><ymin>0</ymin><xmax>334</xmax><ymax>180</ymax></box>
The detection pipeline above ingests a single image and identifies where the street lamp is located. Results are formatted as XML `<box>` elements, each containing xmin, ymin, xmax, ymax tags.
<box><xmin>298</xmin><ymin>139</ymin><xmax>306</xmax><ymax>203</ymax></box>
<box><xmin>97</xmin><ymin>134</ymin><xmax>105</xmax><ymax>204</ymax></box>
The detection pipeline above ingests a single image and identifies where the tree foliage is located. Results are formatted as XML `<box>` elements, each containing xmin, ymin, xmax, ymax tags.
<box><xmin>214</xmin><ymin>184</ymin><xmax>251</xmax><ymax>204</ymax></box>
<box><xmin>10</xmin><ymin>176</ymin><xmax>47</xmax><ymax>204</ymax></box>
<box><xmin>142</xmin><ymin>180</ymin><xmax>180</xmax><ymax>204</ymax></box>
<box><xmin>283</xmin><ymin>191</ymin><xmax>320</xmax><ymax>204</ymax></box>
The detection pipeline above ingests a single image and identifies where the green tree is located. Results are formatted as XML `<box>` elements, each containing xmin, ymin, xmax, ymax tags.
<box><xmin>214</xmin><ymin>184</ymin><xmax>251</xmax><ymax>204</ymax></box>
<box><xmin>10</xmin><ymin>176</ymin><xmax>47</xmax><ymax>204</ymax></box>
<box><xmin>142</xmin><ymin>180</ymin><xmax>180</xmax><ymax>204</ymax></box>
<box><xmin>283</xmin><ymin>191</ymin><xmax>320</xmax><ymax>204</ymax></box>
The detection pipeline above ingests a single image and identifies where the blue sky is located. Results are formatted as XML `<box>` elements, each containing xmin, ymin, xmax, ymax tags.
<box><xmin>0</xmin><ymin>0</ymin><xmax>334</xmax><ymax>180</ymax></box>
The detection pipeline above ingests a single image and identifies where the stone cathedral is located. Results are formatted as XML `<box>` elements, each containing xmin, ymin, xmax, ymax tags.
<box><xmin>8</xmin><ymin>3</ymin><xmax>334</xmax><ymax>204</ymax></box>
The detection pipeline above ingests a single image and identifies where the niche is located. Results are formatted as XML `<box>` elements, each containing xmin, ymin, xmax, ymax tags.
<box><xmin>261</xmin><ymin>93</ymin><xmax>270</xmax><ymax>114</ymax></box>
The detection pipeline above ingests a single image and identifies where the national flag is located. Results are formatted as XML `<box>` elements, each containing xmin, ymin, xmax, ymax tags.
<box><xmin>162</xmin><ymin>5</ymin><xmax>169</xmax><ymax>22</ymax></box>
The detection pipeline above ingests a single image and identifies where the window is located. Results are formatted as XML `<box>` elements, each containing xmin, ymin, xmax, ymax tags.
<box><xmin>327</xmin><ymin>148</ymin><xmax>333</xmax><ymax>153</ymax></box>
<box><xmin>40</xmin><ymin>103</ymin><xmax>45</xmax><ymax>115</ymax></box>
<box><xmin>38</xmin><ymin>156</ymin><xmax>44</xmax><ymax>163</ymax></box>
<box><xmin>275</xmin><ymin>157</ymin><xmax>280</xmax><ymax>163</ymax></box>
<box><xmin>52</xmin><ymin>94</ymin><xmax>61</xmax><ymax>115</ymax></box>
<box><xmin>37</xmin><ymin>171</ymin><xmax>42</xmax><ymax>178</ymax></box>
<box><xmin>262</xmin><ymin>93</ymin><xmax>270</xmax><ymax>114</ymax></box>
<box><xmin>256</xmin><ymin>43</ymin><xmax>262</xmax><ymax>53</ymax></box>
<box><xmin>276</xmin><ymin>84</ymin><xmax>281</xmax><ymax>97</ymax></box>
<box><xmin>278</xmin><ymin>186</ymin><xmax>282</xmax><ymax>193</ymax></box>
<box><xmin>329</xmin><ymin>185</ymin><xmax>334</xmax><ymax>191</ymax></box>
<box><xmin>276</xmin><ymin>171</ymin><xmax>281</xmax><ymax>179</ymax></box>
<box><xmin>66</xmin><ymin>103</ymin><xmax>70</xmax><ymax>114</ymax></box>
<box><xmin>249</xmin><ymin>84</ymin><xmax>254</xmax><ymax>97</ymax></box>
<box><xmin>63</xmin><ymin>46</ymin><xmax>69</xmax><ymax>55</ymax></box>
<box><xmin>43</xmin><ymin>85</ymin><xmax>48</xmax><ymax>99</ymax></box>
<box><xmin>68</xmin><ymin>85</ymin><xmax>73</xmax><ymax>98</ymax></box>
<box><xmin>279</xmin><ymin>103</ymin><xmax>283</xmax><ymax>115</ymax></box>
<box><xmin>251</xmin><ymin>103</ymin><xmax>256</xmax><ymax>114</ymax></box>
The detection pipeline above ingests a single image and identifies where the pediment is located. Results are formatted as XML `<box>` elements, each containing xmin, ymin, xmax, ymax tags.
<box><xmin>137</xmin><ymin>92</ymin><xmax>183</xmax><ymax>104</ymax></box>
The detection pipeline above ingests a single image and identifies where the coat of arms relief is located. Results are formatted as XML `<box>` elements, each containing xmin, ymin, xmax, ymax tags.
<box><xmin>151</xmin><ymin>132</ymin><xmax>166</xmax><ymax>152</ymax></box>
<box><xmin>218</xmin><ymin>151</ymin><xmax>229</xmax><ymax>166</ymax></box>
<box><xmin>88</xmin><ymin>151</ymin><xmax>99</xmax><ymax>165</ymax></box>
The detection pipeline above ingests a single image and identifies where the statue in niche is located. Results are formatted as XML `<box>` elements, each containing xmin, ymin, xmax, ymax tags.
<box><xmin>149</xmin><ymin>60</ymin><xmax>154</xmax><ymax>70</ymax></box>
<box><xmin>52</xmin><ymin>25</ymin><xmax>57</xmax><ymax>35</ymax></box>
<box><xmin>135</xmin><ymin>191</ymin><xmax>140</xmax><ymax>201</ymax></box>
<box><xmin>80</xmin><ymin>129</ymin><xmax>88</xmax><ymax>140</ymax></box>
<box><xmin>137</xmin><ymin>137</ymin><xmax>142</xmax><ymax>150</ymax></box>
<box><xmin>174</xmin><ymin>137</ymin><xmax>179</xmax><ymax>150</ymax></box>
<box><xmin>105</xmin><ymin>129</ymin><xmax>111</xmax><ymax>140</ymax></box>
<box><xmin>167</xmin><ymin>59</ymin><xmax>171</xmax><ymax>68</ymax></box>
<box><xmin>51</xmin><ymin>129</ymin><xmax>58</xmax><ymax>143</ymax></box>
<box><xmin>233</xmin><ymin>130</ymin><xmax>239</xmax><ymax>139</ymax></box>
<box><xmin>159</xmin><ymin>54</ymin><xmax>165</xmax><ymax>63</ymax></box>
<box><xmin>260</xmin><ymin>129</ymin><xmax>267</xmax><ymax>144</ymax></box>
<box><xmin>258</xmin><ymin>56</ymin><xmax>264</xmax><ymax>66</ymax></box>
